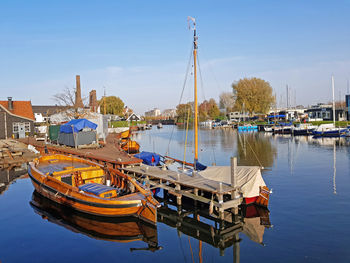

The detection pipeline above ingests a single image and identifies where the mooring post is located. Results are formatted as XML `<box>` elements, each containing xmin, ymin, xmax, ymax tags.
<box><xmin>231</xmin><ymin>157</ymin><xmax>238</xmax><ymax>199</ymax></box>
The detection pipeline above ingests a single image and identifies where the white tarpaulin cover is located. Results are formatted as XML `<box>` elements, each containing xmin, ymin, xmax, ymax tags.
<box><xmin>242</xmin><ymin>217</ymin><xmax>265</xmax><ymax>244</ymax></box>
<box><xmin>199</xmin><ymin>166</ymin><xmax>266</xmax><ymax>198</ymax></box>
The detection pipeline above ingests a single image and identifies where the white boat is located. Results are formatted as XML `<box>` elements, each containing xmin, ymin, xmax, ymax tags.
<box><xmin>312</xmin><ymin>77</ymin><xmax>348</xmax><ymax>137</ymax></box>
<box><xmin>157</xmin><ymin>123</ymin><xmax>163</xmax><ymax>129</ymax></box>
<box><xmin>293</xmin><ymin>123</ymin><xmax>317</xmax><ymax>136</ymax></box>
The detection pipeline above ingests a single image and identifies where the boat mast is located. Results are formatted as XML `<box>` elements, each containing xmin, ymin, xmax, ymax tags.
<box><xmin>188</xmin><ymin>16</ymin><xmax>199</xmax><ymax>167</ymax></box>
<box><xmin>332</xmin><ymin>75</ymin><xmax>336</xmax><ymax>126</ymax></box>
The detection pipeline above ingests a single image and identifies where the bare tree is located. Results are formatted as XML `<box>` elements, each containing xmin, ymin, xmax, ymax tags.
<box><xmin>52</xmin><ymin>86</ymin><xmax>76</xmax><ymax>107</ymax></box>
<box><xmin>52</xmin><ymin>86</ymin><xmax>87</xmax><ymax>108</ymax></box>
<box><xmin>219</xmin><ymin>92</ymin><xmax>235</xmax><ymax>113</ymax></box>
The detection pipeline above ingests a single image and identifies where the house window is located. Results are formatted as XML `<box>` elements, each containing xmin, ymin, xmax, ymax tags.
<box><xmin>13</xmin><ymin>123</ymin><xmax>19</xmax><ymax>133</ymax></box>
<box><xmin>12</xmin><ymin>122</ymin><xmax>31</xmax><ymax>133</ymax></box>
<box><xmin>25</xmin><ymin>122</ymin><xmax>30</xmax><ymax>132</ymax></box>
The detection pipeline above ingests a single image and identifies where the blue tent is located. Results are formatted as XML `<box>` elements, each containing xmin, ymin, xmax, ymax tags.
<box><xmin>134</xmin><ymin>151</ymin><xmax>160</xmax><ymax>166</ymax></box>
<box><xmin>60</xmin><ymin>119</ymin><xmax>97</xmax><ymax>134</ymax></box>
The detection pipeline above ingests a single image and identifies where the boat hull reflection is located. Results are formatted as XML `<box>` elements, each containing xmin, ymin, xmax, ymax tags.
<box><xmin>30</xmin><ymin>191</ymin><xmax>159</xmax><ymax>251</ymax></box>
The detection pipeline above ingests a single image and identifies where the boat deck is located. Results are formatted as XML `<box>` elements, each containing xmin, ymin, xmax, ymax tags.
<box><xmin>37</xmin><ymin>161</ymin><xmax>91</xmax><ymax>175</ymax></box>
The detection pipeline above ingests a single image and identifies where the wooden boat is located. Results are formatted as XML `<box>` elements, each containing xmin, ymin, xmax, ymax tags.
<box><xmin>30</xmin><ymin>191</ymin><xmax>160</xmax><ymax>250</ymax></box>
<box><xmin>121</xmin><ymin>139</ymin><xmax>140</xmax><ymax>154</ymax></box>
<box><xmin>28</xmin><ymin>154</ymin><xmax>159</xmax><ymax>224</ymax></box>
<box><xmin>119</xmin><ymin>128</ymin><xmax>140</xmax><ymax>154</ymax></box>
<box><xmin>120</xmin><ymin>129</ymin><xmax>130</xmax><ymax>139</ymax></box>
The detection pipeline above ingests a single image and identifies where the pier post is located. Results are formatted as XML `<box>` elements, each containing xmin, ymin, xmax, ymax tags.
<box><xmin>230</xmin><ymin>157</ymin><xmax>237</xmax><ymax>189</ymax></box>
<box><xmin>230</xmin><ymin>157</ymin><xmax>239</xmax><ymax>200</ymax></box>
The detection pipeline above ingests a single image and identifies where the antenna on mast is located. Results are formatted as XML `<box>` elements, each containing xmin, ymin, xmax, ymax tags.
<box><xmin>187</xmin><ymin>16</ymin><xmax>196</xmax><ymax>30</ymax></box>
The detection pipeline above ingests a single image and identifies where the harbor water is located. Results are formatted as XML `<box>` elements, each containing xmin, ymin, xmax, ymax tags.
<box><xmin>1</xmin><ymin>125</ymin><xmax>350</xmax><ymax>262</ymax></box>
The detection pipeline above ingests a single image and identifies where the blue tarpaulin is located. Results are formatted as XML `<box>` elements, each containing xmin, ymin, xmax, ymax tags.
<box><xmin>134</xmin><ymin>151</ymin><xmax>160</xmax><ymax>166</ymax></box>
<box><xmin>268</xmin><ymin>114</ymin><xmax>286</xmax><ymax>118</ymax></box>
<box><xmin>60</xmin><ymin>119</ymin><xmax>97</xmax><ymax>134</ymax></box>
<box><xmin>195</xmin><ymin>161</ymin><xmax>207</xmax><ymax>171</ymax></box>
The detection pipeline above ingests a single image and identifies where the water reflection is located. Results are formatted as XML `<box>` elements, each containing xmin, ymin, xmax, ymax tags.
<box><xmin>237</xmin><ymin>132</ymin><xmax>277</xmax><ymax>168</ymax></box>
<box><xmin>0</xmin><ymin>165</ymin><xmax>27</xmax><ymax>195</ymax></box>
<box><xmin>30</xmin><ymin>191</ymin><xmax>160</xmax><ymax>252</ymax></box>
<box><xmin>157</xmin><ymin>194</ymin><xmax>271</xmax><ymax>261</ymax></box>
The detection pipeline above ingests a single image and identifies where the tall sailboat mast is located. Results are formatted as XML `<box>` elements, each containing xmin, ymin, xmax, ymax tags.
<box><xmin>332</xmin><ymin>75</ymin><xmax>336</xmax><ymax>127</ymax></box>
<box><xmin>188</xmin><ymin>16</ymin><xmax>199</xmax><ymax>166</ymax></box>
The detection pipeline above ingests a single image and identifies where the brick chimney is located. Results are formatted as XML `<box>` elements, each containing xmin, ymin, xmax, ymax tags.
<box><xmin>89</xmin><ymin>90</ymin><xmax>98</xmax><ymax>112</ymax></box>
<box><xmin>75</xmin><ymin>75</ymin><xmax>84</xmax><ymax>108</ymax></box>
<box><xmin>7</xmin><ymin>97</ymin><xmax>13</xmax><ymax>110</ymax></box>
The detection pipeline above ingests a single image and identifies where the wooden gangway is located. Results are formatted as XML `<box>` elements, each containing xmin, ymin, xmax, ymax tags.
<box><xmin>121</xmin><ymin>162</ymin><xmax>254</xmax><ymax>218</ymax></box>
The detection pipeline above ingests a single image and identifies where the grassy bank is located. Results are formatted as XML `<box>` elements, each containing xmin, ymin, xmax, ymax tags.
<box><xmin>110</xmin><ymin>121</ymin><xmax>146</xmax><ymax>127</ymax></box>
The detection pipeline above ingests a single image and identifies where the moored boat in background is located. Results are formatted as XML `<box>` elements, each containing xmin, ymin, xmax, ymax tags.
<box><xmin>293</xmin><ymin>123</ymin><xmax>316</xmax><ymax>136</ymax></box>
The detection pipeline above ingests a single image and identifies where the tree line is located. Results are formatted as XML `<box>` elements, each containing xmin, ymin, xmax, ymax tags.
<box><xmin>53</xmin><ymin>76</ymin><xmax>275</xmax><ymax>120</ymax></box>
<box><xmin>176</xmin><ymin>77</ymin><xmax>275</xmax><ymax>122</ymax></box>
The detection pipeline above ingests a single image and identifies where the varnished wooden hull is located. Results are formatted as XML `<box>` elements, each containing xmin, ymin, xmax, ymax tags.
<box><xmin>121</xmin><ymin>140</ymin><xmax>140</xmax><ymax>154</ymax></box>
<box><xmin>28</xmin><ymin>155</ymin><xmax>158</xmax><ymax>224</ymax></box>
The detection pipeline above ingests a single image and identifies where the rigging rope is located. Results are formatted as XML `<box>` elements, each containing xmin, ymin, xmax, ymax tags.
<box><xmin>237</xmin><ymin>132</ymin><xmax>264</xmax><ymax>168</ymax></box>
<box><xmin>196</xmin><ymin>54</ymin><xmax>217</xmax><ymax>165</ymax></box>
<box><xmin>166</xmin><ymin>47</ymin><xmax>193</xmax><ymax>156</ymax></box>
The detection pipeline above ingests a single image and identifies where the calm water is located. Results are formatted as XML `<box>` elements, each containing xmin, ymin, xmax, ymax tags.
<box><xmin>1</xmin><ymin>126</ymin><xmax>350</xmax><ymax>262</ymax></box>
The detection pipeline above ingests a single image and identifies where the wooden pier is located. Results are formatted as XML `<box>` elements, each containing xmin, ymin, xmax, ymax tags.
<box><xmin>0</xmin><ymin>140</ymin><xmax>38</xmax><ymax>169</ymax></box>
<box><xmin>121</xmin><ymin>159</ymin><xmax>248</xmax><ymax>219</ymax></box>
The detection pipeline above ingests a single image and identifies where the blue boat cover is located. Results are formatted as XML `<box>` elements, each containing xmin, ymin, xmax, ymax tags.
<box><xmin>134</xmin><ymin>151</ymin><xmax>160</xmax><ymax>166</ymax></box>
<box><xmin>60</xmin><ymin>119</ymin><xmax>97</xmax><ymax>133</ymax></box>
<box><xmin>268</xmin><ymin>115</ymin><xmax>286</xmax><ymax>118</ymax></box>
<box><xmin>79</xmin><ymin>183</ymin><xmax>115</xmax><ymax>195</ymax></box>
<box><xmin>195</xmin><ymin>161</ymin><xmax>207</xmax><ymax>171</ymax></box>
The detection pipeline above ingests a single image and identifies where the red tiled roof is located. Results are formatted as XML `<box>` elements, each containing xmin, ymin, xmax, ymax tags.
<box><xmin>0</xmin><ymin>100</ymin><xmax>35</xmax><ymax>120</ymax></box>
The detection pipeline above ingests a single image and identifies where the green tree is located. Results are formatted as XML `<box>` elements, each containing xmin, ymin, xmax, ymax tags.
<box><xmin>232</xmin><ymin>77</ymin><xmax>275</xmax><ymax>115</ymax></box>
<box><xmin>176</xmin><ymin>103</ymin><xmax>193</xmax><ymax>123</ymax></box>
<box><xmin>198</xmin><ymin>99</ymin><xmax>220</xmax><ymax>121</ymax></box>
<box><xmin>99</xmin><ymin>96</ymin><xmax>125</xmax><ymax>115</ymax></box>
<box><xmin>207</xmin><ymin>98</ymin><xmax>220</xmax><ymax>119</ymax></box>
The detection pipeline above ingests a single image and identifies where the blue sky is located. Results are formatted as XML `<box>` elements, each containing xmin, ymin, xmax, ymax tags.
<box><xmin>1</xmin><ymin>0</ymin><xmax>350</xmax><ymax>113</ymax></box>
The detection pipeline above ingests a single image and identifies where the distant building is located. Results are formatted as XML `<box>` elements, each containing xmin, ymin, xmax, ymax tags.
<box><xmin>228</xmin><ymin>112</ymin><xmax>249</xmax><ymax>121</ymax></box>
<box><xmin>32</xmin><ymin>105</ymin><xmax>68</xmax><ymax>123</ymax></box>
<box><xmin>162</xmin><ymin>109</ymin><xmax>176</xmax><ymax>118</ymax></box>
<box><xmin>145</xmin><ymin>108</ymin><xmax>161</xmax><ymax>117</ymax></box>
<box><xmin>305</xmin><ymin>103</ymin><xmax>346</xmax><ymax>121</ymax></box>
<box><xmin>0</xmin><ymin>97</ymin><xmax>35</xmax><ymax>139</ymax></box>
